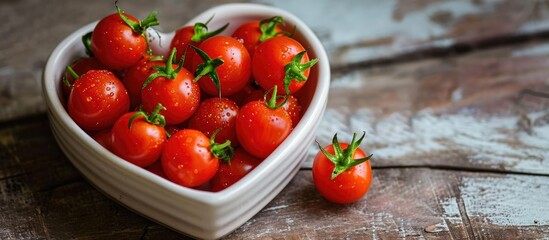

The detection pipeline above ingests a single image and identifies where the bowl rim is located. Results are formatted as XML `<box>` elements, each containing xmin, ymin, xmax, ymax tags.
<box><xmin>42</xmin><ymin>2</ymin><xmax>330</xmax><ymax>206</ymax></box>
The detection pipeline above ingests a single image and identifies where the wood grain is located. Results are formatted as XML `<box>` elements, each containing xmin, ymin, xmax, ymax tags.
<box><xmin>1</xmin><ymin>115</ymin><xmax>548</xmax><ymax>239</ymax></box>
<box><xmin>2</xmin><ymin>0</ymin><xmax>549</xmax><ymax>238</ymax></box>
<box><xmin>3</xmin><ymin>0</ymin><xmax>549</xmax><ymax>122</ymax></box>
<box><xmin>304</xmin><ymin>39</ymin><xmax>549</xmax><ymax>174</ymax></box>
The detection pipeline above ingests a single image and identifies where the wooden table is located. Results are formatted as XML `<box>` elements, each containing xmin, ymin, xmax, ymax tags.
<box><xmin>2</xmin><ymin>0</ymin><xmax>549</xmax><ymax>239</ymax></box>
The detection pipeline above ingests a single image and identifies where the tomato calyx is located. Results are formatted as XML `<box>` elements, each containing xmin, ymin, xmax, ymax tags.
<box><xmin>191</xmin><ymin>45</ymin><xmax>224</xmax><ymax>97</ymax></box>
<box><xmin>115</xmin><ymin>1</ymin><xmax>159</xmax><ymax>55</ymax></box>
<box><xmin>258</xmin><ymin>16</ymin><xmax>285</xmax><ymax>42</ymax></box>
<box><xmin>129</xmin><ymin>103</ymin><xmax>167</xmax><ymax>129</ymax></box>
<box><xmin>63</xmin><ymin>66</ymin><xmax>80</xmax><ymax>90</ymax></box>
<box><xmin>283</xmin><ymin>51</ymin><xmax>319</xmax><ymax>94</ymax></box>
<box><xmin>142</xmin><ymin>48</ymin><xmax>184</xmax><ymax>89</ymax></box>
<box><xmin>82</xmin><ymin>32</ymin><xmax>93</xmax><ymax>57</ymax></box>
<box><xmin>115</xmin><ymin>3</ymin><xmax>159</xmax><ymax>35</ymax></box>
<box><xmin>210</xmin><ymin>128</ymin><xmax>234</xmax><ymax>163</ymax></box>
<box><xmin>317</xmin><ymin>132</ymin><xmax>373</xmax><ymax>180</ymax></box>
<box><xmin>191</xmin><ymin>15</ymin><xmax>229</xmax><ymax>43</ymax></box>
<box><xmin>264</xmin><ymin>85</ymin><xmax>288</xmax><ymax>110</ymax></box>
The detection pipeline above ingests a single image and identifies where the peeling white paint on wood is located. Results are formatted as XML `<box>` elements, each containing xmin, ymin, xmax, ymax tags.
<box><xmin>303</xmin><ymin>108</ymin><xmax>549</xmax><ymax>174</ymax></box>
<box><xmin>440</xmin><ymin>175</ymin><xmax>549</xmax><ymax>226</ymax></box>
<box><xmin>511</xmin><ymin>43</ymin><xmax>549</xmax><ymax>57</ymax></box>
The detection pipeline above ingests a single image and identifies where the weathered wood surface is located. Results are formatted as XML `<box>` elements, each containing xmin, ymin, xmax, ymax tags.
<box><xmin>2</xmin><ymin>0</ymin><xmax>549</xmax><ymax>239</ymax></box>
<box><xmin>3</xmin><ymin>0</ymin><xmax>549</xmax><ymax>122</ymax></box>
<box><xmin>1</xmin><ymin>116</ymin><xmax>548</xmax><ymax>239</ymax></box>
<box><xmin>303</xmin><ymin>39</ymin><xmax>549</xmax><ymax>174</ymax></box>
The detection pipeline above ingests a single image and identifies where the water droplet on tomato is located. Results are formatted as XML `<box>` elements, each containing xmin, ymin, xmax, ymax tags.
<box><xmin>86</xmin><ymin>96</ymin><xmax>92</xmax><ymax>102</ymax></box>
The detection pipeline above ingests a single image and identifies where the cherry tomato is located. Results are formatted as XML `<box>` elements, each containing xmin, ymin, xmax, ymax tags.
<box><xmin>141</xmin><ymin>50</ymin><xmax>201</xmax><ymax>125</ymax></box>
<box><xmin>252</xmin><ymin>36</ymin><xmax>318</xmax><ymax>95</ymax></box>
<box><xmin>242</xmin><ymin>91</ymin><xmax>302</xmax><ymax>128</ymax></box>
<box><xmin>232</xmin><ymin>16</ymin><xmax>284</xmax><ymax>56</ymax></box>
<box><xmin>188</xmin><ymin>97</ymin><xmax>239</xmax><ymax>146</ymax></box>
<box><xmin>91</xmin><ymin>6</ymin><xmax>159</xmax><ymax>70</ymax></box>
<box><xmin>236</xmin><ymin>86</ymin><xmax>292</xmax><ymax>158</ymax></box>
<box><xmin>146</xmin><ymin>160</ymin><xmax>167</xmax><ymax>179</ymax></box>
<box><xmin>312</xmin><ymin>132</ymin><xmax>373</xmax><ymax>204</ymax></box>
<box><xmin>228</xmin><ymin>82</ymin><xmax>261</xmax><ymax>107</ymax></box>
<box><xmin>170</xmin><ymin>19</ymin><xmax>228</xmax><ymax>70</ymax></box>
<box><xmin>122</xmin><ymin>56</ymin><xmax>164</xmax><ymax>109</ymax></box>
<box><xmin>162</xmin><ymin>129</ymin><xmax>232</xmax><ymax>188</ymax></box>
<box><xmin>92</xmin><ymin>129</ymin><xmax>113</xmax><ymax>151</ymax></box>
<box><xmin>62</xmin><ymin>57</ymin><xmax>104</xmax><ymax>100</ymax></box>
<box><xmin>192</xmin><ymin>36</ymin><xmax>252</xmax><ymax>96</ymax></box>
<box><xmin>111</xmin><ymin>105</ymin><xmax>167</xmax><ymax>168</ymax></box>
<box><xmin>209</xmin><ymin>148</ymin><xmax>262</xmax><ymax>192</ymax></box>
<box><xmin>68</xmin><ymin>70</ymin><xmax>130</xmax><ymax>132</ymax></box>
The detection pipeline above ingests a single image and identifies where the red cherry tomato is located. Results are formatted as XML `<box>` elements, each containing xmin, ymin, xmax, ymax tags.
<box><xmin>210</xmin><ymin>149</ymin><xmax>262</xmax><ymax>192</ymax></box>
<box><xmin>68</xmin><ymin>70</ymin><xmax>130</xmax><ymax>132</ymax></box>
<box><xmin>91</xmin><ymin>7</ymin><xmax>158</xmax><ymax>70</ymax></box>
<box><xmin>188</xmin><ymin>97</ymin><xmax>239</xmax><ymax>146</ymax></box>
<box><xmin>111</xmin><ymin>106</ymin><xmax>167</xmax><ymax>168</ymax></box>
<box><xmin>236</xmin><ymin>87</ymin><xmax>292</xmax><ymax>158</ymax></box>
<box><xmin>141</xmin><ymin>50</ymin><xmax>201</xmax><ymax>125</ymax></box>
<box><xmin>192</xmin><ymin>36</ymin><xmax>252</xmax><ymax>96</ymax></box>
<box><xmin>232</xmin><ymin>16</ymin><xmax>284</xmax><ymax>56</ymax></box>
<box><xmin>252</xmin><ymin>36</ymin><xmax>318</xmax><ymax>95</ymax></box>
<box><xmin>62</xmin><ymin>57</ymin><xmax>104</xmax><ymax>100</ymax></box>
<box><xmin>242</xmin><ymin>91</ymin><xmax>302</xmax><ymax>128</ymax></box>
<box><xmin>162</xmin><ymin>129</ymin><xmax>232</xmax><ymax>188</ymax></box>
<box><xmin>92</xmin><ymin>129</ymin><xmax>113</xmax><ymax>151</ymax></box>
<box><xmin>312</xmin><ymin>132</ymin><xmax>373</xmax><ymax>204</ymax></box>
<box><xmin>122</xmin><ymin>56</ymin><xmax>164</xmax><ymax>109</ymax></box>
<box><xmin>170</xmin><ymin>20</ymin><xmax>228</xmax><ymax>70</ymax></box>
<box><xmin>146</xmin><ymin>160</ymin><xmax>167</xmax><ymax>179</ymax></box>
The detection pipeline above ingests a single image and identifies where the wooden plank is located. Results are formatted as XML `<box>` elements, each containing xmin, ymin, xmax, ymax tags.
<box><xmin>3</xmin><ymin>0</ymin><xmax>549</xmax><ymax>122</ymax></box>
<box><xmin>1</xmin><ymin>116</ymin><xmax>547</xmax><ymax>239</ymax></box>
<box><xmin>302</xmin><ymin>39</ymin><xmax>549</xmax><ymax>174</ymax></box>
<box><xmin>228</xmin><ymin>169</ymin><xmax>549</xmax><ymax>239</ymax></box>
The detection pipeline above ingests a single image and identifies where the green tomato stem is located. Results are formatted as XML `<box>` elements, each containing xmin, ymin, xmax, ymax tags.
<box><xmin>191</xmin><ymin>45</ymin><xmax>224</xmax><ymax>98</ymax></box>
<box><xmin>191</xmin><ymin>16</ymin><xmax>229</xmax><ymax>43</ymax></box>
<box><xmin>128</xmin><ymin>103</ymin><xmax>166</xmax><ymax>128</ymax></box>
<box><xmin>283</xmin><ymin>51</ymin><xmax>319</xmax><ymax>95</ymax></box>
<box><xmin>209</xmin><ymin>128</ymin><xmax>234</xmax><ymax>163</ymax></box>
<box><xmin>82</xmin><ymin>32</ymin><xmax>93</xmax><ymax>57</ymax></box>
<box><xmin>259</xmin><ymin>16</ymin><xmax>284</xmax><ymax>42</ymax></box>
<box><xmin>316</xmin><ymin>132</ymin><xmax>373</xmax><ymax>180</ymax></box>
<box><xmin>142</xmin><ymin>48</ymin><xmax>183</xmax><ymax>89</ymax></box>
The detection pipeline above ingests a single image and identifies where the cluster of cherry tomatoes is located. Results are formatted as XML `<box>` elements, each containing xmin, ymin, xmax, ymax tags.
<box><xmin>62</xmin><ymin>4</ymin><xmax>318</xmax><ymax>192</ymax></box>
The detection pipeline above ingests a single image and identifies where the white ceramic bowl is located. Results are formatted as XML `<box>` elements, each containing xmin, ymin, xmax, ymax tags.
<box><xmin>42</xmin><ymin>3</ymin><xmax>329</xmax><ymax>239</ymax></box>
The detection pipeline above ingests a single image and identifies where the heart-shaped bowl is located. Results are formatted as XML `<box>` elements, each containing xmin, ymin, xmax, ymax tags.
<box><xmin>42</xmin><ymin>3</ymin><xmax>329</xmax><ymax>239</ymax></box>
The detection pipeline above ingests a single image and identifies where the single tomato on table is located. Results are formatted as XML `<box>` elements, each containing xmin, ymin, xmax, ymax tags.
<box><xmin>312</xmin><ymin>132</ymin><xmax>373</xmax><ymax>204</ymax></box>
